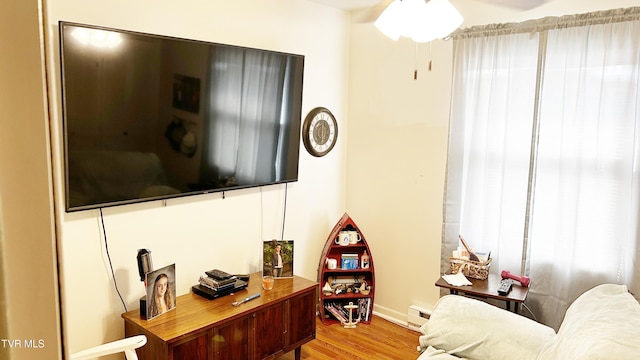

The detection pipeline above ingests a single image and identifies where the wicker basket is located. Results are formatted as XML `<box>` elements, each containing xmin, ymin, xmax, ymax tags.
<box><xmin>449</xmin><ymin>257</ymin><xmax>492</xmax><ymax>280</ymax></box>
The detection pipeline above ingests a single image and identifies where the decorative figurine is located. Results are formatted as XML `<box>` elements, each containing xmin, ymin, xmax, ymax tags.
<box><xmin>342</xmin><ymin>302</ymin><xmax>360</xmax><ymax>329</ymax></box>
<box><xmin>322</xmin><ymin>282</ymin><xmax>333</xmax><ymax>296</ymax></box>
<box><xmin>359</xmin><ymin>279</ymin><xmax>371</xmax><ymax>295</ymax></box>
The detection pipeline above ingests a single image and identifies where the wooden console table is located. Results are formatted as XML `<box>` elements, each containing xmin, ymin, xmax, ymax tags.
<box><xmin>122</xmin><ymin>272</ymin><xmax>317</xmax><ymax>360</ymax></box>
<box><xmin>435</xmin><ymin>273</ymin><xmax>529</xmax><ymax>314</ymax></box>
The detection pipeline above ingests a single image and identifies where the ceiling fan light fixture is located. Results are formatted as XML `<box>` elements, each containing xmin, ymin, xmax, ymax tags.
<box><xmin>432</xmin><ymin>0</ymin><xmax>464</xmax><ymax>38</ymax></box>
<box><xmin>375</xmin><ymin>0</ymin><xmax>463</xmax><ymax>43</ymax></box>
<box><xmin>374</xmin><ymin>0</ymin><xmax>403</xmax><ymax>41</ymax></box>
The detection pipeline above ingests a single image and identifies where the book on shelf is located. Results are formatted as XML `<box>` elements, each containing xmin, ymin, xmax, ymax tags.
<box><xmin>358</xmin><ymin>297</ymin><xmax>371</xmax><ymax>322</ymax></box>
<box><xmin>324</xmin><ymin>303</ymin><xmax>348</xmax><ymax>323</ymax></box>
<box><xmin>324</xmin><ymin>298</ymin><xmax>372</xmax><ymax>323</ymax></box>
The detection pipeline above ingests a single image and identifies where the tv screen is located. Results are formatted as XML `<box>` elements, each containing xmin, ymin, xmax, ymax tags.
<box><xmin>59</xmin><ymin>22</ymin><xmax>304</xmax><ymax>211</ymax></box>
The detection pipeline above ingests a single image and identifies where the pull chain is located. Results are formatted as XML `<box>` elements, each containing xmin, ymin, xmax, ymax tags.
<box><xmin>414</xmin><ymin>42</ymin><xmax>434</xmax><ymax>80</ymax></box>
<box><xmin>428</xmin><ymin>41</ymin><xmax>433</xmax><ymax>71</ymax></box>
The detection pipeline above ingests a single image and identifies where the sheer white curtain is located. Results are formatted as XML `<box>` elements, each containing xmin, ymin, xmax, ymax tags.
<box><xmin>444</xmin><ymin>7</ymin><xmax>640</xmax><ymax>329</ymax></box>
<box><xmin>529</xmin><ymin>18</ymin><xmax>640</xmax><ymax>328</ymax></box>
<box><xmin>201</xmin><ymin>46</ymin><xmax>287</xmax><ymax>185</ymax></box>
<box><xmin>443</xmin><ymin>32</ymin><xmax>540</xmax><ymax>276</ymax></box>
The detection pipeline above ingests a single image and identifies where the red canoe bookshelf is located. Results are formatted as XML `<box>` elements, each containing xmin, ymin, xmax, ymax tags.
<box><xmin>317</xmin><ymin>213</ymin><xmax>375</xmax><ymax>325</ymax></box>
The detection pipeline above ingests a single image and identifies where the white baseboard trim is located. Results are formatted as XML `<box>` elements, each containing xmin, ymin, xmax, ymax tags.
<box><xmin>372</xmin><ymin>304</ymin><xmax>416</xmax><ymax>331</ymax></box>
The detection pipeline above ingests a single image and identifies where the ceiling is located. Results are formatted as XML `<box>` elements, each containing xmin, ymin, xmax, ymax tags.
<box><xmin>307</xmin><ymin>0</ymin><xmax>382</xmax><ymax>10</ymax></box>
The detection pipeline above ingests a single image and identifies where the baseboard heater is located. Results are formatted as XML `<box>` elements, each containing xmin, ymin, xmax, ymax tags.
<box><xmin>407</xmin><ymin>305</ymin><xmax>431</xmax><ymax>330</ymax></box>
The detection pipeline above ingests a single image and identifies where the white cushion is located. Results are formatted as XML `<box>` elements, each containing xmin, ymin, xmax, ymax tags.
<box><xmin>418</xmin><ymin>345</ymin><xmax>468</xmax><ymax>359</ymax></box>
<box><xmin>419</xmin><ymin>295</ymin><xmax>555</xmax><ymax>360</ymax></box>
<box><xmin>537</xmin><ymin>284</ymin><xmax>640</xmax><ymax>360</ymax></box>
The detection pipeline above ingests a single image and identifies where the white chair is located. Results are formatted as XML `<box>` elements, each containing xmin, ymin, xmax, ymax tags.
<box><xmin>70</xmin><ymin>335</ymin><xmax>147</xmax><ymax>360</ymax></box>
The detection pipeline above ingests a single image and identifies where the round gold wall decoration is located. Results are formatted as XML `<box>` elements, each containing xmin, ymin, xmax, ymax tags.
<box><xmin>302</xmin><ymin>107</ymin><xmax>338</xmax><ymax>157</ymax></box>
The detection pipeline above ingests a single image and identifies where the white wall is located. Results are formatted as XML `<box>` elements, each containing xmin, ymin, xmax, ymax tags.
<box><xmin>44</xmin><ymin>0</ymin><xmax>351</xmax><ymax>356</ymax></box>
<box><xmin>346</xmin><ymin>0</ymin><xmax>640</xmax><ymax>322</ymax></box>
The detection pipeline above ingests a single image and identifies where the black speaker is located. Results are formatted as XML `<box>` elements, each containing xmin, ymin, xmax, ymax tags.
<box><xmin>139</xmin><ymin>296</ymin><xmax>147</xmax><ymax>319</ymax></box>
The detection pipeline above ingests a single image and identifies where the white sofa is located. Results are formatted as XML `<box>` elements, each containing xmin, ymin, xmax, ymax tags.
<box><xmin>418</xmin><ymin>283</ymin><xmax>640</xmax><ymax>359</ymax></box>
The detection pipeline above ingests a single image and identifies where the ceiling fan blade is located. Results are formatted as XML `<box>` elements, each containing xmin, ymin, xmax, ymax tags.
<box><xmin>352</xmin><ymin>0</ymin><xmax>394</xmax><ymax>23</ymax></box>
<box><xmin>476</xmin><ymin>0</ymin><xmax>548</xmax><ymax>11</ymax></box>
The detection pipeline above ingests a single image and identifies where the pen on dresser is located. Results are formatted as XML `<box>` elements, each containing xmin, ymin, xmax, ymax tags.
<box><xmin>232</xmin><ymin>293</ymin><xmax>260</xmax><ymax>306</ymax></box>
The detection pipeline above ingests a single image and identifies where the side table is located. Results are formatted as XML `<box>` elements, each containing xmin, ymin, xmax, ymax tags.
<box><xmin>435</xmin><ymin>273</ymin><xmax>529</xmax><ymax>314</ymax></box>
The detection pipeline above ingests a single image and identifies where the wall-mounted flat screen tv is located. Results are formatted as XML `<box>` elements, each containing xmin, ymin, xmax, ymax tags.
<box><xmin>59</xmin><ymin>22</ymin><xmax>304</xmax><ymax>212</ymax></box>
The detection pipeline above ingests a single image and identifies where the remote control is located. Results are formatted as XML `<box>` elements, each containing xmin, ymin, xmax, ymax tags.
<box><xmin>498</xmin><ymin>279</ymin><xmax>513</xmax><ymax>296</ymax></box>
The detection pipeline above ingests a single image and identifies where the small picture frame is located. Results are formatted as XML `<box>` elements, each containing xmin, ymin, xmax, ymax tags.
<box><xmin>145</xmin><ymin>263</ymin><xmax>176</xmax><ymax>320</ymax></box>
<box><xmin>263</xmin><ymin>240</ymin><xmax>294</xmax><ymax>278</ymax></box>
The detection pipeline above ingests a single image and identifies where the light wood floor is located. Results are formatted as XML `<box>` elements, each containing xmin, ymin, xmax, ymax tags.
<box><xmin>277</xmin><ymin>315</ymin><xmax>421</xmax><ymax>360</ymax></box>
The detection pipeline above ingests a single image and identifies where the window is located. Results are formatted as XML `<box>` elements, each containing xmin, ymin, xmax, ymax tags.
<box><xmin>443</xmin><ymin>8</ymin><xmax>640</xmax><ymax>329</ymax></box>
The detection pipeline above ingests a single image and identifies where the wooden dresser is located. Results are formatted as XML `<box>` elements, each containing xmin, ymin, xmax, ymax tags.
<box><xmin>122</xmin><ymin>272</ymin><xmax>317</xmax><ymax>360</ymax></box>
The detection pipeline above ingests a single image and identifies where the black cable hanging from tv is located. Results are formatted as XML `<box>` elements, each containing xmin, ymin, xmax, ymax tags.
<box><xmin>99</xmin><ymin>208</ymin><xmax>128</xmax><ymax>312</ymax></box>
<box><xmin>280</xmin><ymin>183</ymin><xmax>288</xmax><ymax>241</ymax></box>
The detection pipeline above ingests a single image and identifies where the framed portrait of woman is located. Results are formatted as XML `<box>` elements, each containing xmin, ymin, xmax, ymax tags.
<box><xmin>263</xmin><ymin>240</ymin><xmax>294</xmax><ymax>279</ymax></box>
<box><xmin>145</xmin><ymin>263</ymin><xmax>176</xmax><ymax>320</ymax></box>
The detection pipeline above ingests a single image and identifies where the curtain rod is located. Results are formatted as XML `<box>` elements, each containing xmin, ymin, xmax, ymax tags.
<box><xmin>451</xmin><ymin>6</ymin><xmax>640</xmax><ymax>39</ymax></box>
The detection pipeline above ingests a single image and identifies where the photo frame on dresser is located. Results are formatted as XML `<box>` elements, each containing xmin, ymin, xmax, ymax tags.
<box><xmin>263</xmin><ymin>240</ymin><xmax>294</xmax><ymax>278</ymax></box>
<box><xmin>145</xmin><ymin>263</ymin><xmax>176</xmax><ymax>320</ymax></box>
